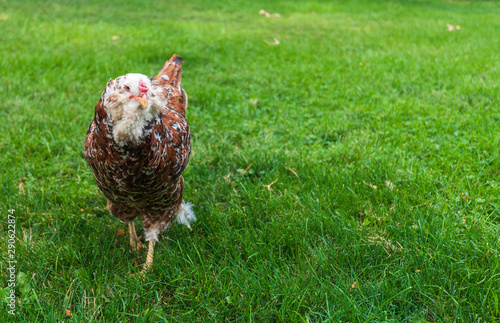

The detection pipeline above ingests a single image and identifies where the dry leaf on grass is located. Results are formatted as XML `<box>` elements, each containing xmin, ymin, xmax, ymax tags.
<box><xmin>351</xmin><ymin>281</ymin><xmax>357</xmax><ymax>289</ymax></box>
<box><xmin>264</xmin><ymin>38</ymin><xmax>280</xmax><ymax>46</ymax></box>
<box><xmin>259</xmin><ymin>9</ymin><xmax>271</xmax><ymax>17</ymax></box>
<box><xmin>111</xmin><ymin>35</ymin><xmax>120</xmax><ymax>40</ymax></box>
<box><xmin>18</xmin><ymin>177</ymin><xmax>25</xmax><ymax>195</ymax></box>
<box><xmin>65</xmin><ymin>309</ymin><xmax>72</xmax><ymax>317</ymax></box>
<box><xmin>259</xmin><ymin>9</ymin><xmax>281</xmax><ymax>18</ymax></box>
<box><xmin>116</xmin><ymin>229</ymin><xmax>125</xmax><ymax>236</ymax></box>
<box><xmin>363</xmin><ymin>181</ymin><xmax>377</xmax><ymax>189</ymax></box>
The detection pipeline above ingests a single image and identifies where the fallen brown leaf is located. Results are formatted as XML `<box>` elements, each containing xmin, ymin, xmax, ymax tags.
<box><xmin>116</xmin><ymin>229</ymin><xmax>125</xmax><ymax>236</ymax></box>
<box><xmin>363</xmin><ymin>181</ymin><xmax>377</xmax><ymax>189</ymax></box>
<box><xmin>260</xmin><ymin>9</ymin><xmax>270</xmax><ymax>17</ymax></box>
<box><xmin>18</xmin><ymin>177</ymin><xmax>25</xmax><ymax>195</ymax></box>
<box><xmin>264</xmin><ymin>38</ymin><xmax>280</xmax><ymax>46</ymax></box>
<box><xmin>259</xmin><ymin>9</ymin><xmax>280</xmax><ymax>18</ymax></box>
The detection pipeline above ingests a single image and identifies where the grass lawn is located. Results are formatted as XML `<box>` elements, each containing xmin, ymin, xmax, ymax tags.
<box><xmin>1</xmin><ymin>0</ymin><xmax>500</xmax><ymax>321</ymax></box>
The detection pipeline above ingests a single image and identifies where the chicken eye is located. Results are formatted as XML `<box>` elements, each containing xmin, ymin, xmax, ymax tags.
<box><xmin>124</xmin><ymin>86</ymin><xmax>130</xmax><ymax>91</ymax></box>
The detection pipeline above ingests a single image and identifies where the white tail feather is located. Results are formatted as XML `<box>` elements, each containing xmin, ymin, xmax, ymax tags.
<box><xmin>175</xmin><ymin>202</ymin><xmax>196</xmax><ymax>229</ymax></box>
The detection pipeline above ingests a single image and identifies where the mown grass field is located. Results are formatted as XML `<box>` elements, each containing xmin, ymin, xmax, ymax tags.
<box><xmin>1</xmin><ymin>0</ymin><xmax>500</xmax><ymax>321</ymax></box>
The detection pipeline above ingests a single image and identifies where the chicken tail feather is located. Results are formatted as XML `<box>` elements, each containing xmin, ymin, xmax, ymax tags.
<box><xmin>175</xmin><ymin>202</ymin><xmax>196</xmax><ymax>230</ymax></box>
<box><xmin>155</xmin><ymin>54</ymin><xmax>184</xmax><ymax>87</ymax></box>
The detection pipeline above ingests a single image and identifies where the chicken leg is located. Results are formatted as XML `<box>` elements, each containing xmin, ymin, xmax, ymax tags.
<box><xmin>128</xmin><ymin>221</ymin><xmax>142</xmax><ymax>252</ymax></box>
<box><xmin>142</xmin><ymin>241</ymin><xmax>156</xmax><ymax>272</ymax></box>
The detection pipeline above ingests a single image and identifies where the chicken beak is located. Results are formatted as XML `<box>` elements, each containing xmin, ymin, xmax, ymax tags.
<box><xmin>138</xmin><ymin>93</ymin><xmax>148</xmax><ymax>108</ymax></box>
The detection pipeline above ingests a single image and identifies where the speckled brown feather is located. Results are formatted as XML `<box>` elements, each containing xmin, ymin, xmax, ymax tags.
<box><xmin>83</xmin><ymin>55</ymin><xmax>191</xmax><ymax>237</ymax></box>
<box><xmin>154</xmin><ymin>54</ymin><xmax>188</xmax><ymax>115</ymax></box>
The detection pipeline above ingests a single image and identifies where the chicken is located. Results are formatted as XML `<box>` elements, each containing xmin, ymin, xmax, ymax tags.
<box><xmin>83</xmin><ymin>55</ymin><xmax>195</xmax><ymax>272</ymax></box>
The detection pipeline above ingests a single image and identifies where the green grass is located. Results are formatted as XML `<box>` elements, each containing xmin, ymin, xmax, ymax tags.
<box><xmin>1</xmin><ymin>0</ymin><xmax>500</xmax><ymax>321</ymax></box>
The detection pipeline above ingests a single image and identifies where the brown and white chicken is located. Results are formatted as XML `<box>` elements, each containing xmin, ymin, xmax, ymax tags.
<box><xmin>83</xmin><ymin>55</ymin><xmax>195</xmax><ymax>272</ymax></box>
